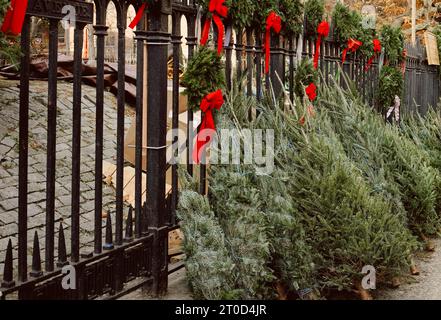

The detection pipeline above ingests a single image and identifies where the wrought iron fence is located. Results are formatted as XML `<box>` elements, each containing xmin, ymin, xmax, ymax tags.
<box><xmin>0</xmin><ymin>0</ymin><xmax>439</xmax><ymax>300</ymax></box>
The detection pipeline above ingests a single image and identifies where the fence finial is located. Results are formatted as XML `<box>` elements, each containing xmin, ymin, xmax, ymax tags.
<box><xmin>103</xmin><ymin>213</ymin><xmax>114</xmax><ymax>250</ymax></box>
<box><xmin>57</xmin><ymin>222</ymin><xmax>68</xmax><ymax>268</ymax></box>
<box><xmin>124</xmin><ymin>207</ymin><xmax>134</xmax><ymax>243</ymax></box>
<box><xmin>1</xmin><ymin>239</ymin><xmax>15</xmax><ymax>288</ymax></box>
<box><xmin>30</xmin><ymin>232</ymin><xmax>43</xmax><ymax>278</ymax></box>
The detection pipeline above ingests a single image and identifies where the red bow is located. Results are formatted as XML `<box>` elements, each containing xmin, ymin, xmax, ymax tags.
<box><xmin>129</xmin><ymin>2</ymin><xmax>148</xmax><ymax>29</ymax></box>
<box><xmin>305</xmin><ymin>83</ymin><xmax>317</xmax><ymax>101</ymax></box>
<box><xmin>341</xmin><ymin>38</ymin><xmax>362</xmax><ymax>64</ymax></box>
<box><xmin>193</xmin><ymin>90</ymin><xmax>224</xmax><ymax>164</ymax></box>
<box><xmin>200</xmin><ymin>0</ymin><xmax>228</xmax><ymax>55</ymax></box>
<box><xmin>365</xmin><ymin>39</ymin><xmax>381</xmax><ymax>71</ymax></box>
<box><xmin>1</xmin><ymin>0</ymin><xmax>28</xmax><ymax>35</ymax></box>
<box><xmin>313</xmin><ymin>21</ymin><xmax>330</xmax><ymax>69</ymax></box>
<box><xmin>264</xmin><ymin>11</ymin><xmax>282</xmax><ymax>74</ymax></box>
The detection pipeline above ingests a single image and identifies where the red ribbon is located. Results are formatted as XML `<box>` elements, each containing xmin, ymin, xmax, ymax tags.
<box><xmin>313</xmin><ymin>21</ymin><xmax>330</xmax><ymax>69</ymax></box>
<box><xmin>129</xmin><ymin>2</ymin><xmax>147</xmax><ymax>29</ymax></box>
<box><xmin>193</xmin><ymin>90</ymin><xmax>224</xmax><ymax>164</ymax></box>
<box><xmin>264</xmin><ymin>11</ymin><xmax>282</xmax><ymax>74</ymax></box>
<box><xmin>341</xmin><ymin>38</ymin><xmax>362</xmax><ymax>64</ymax></box>
<box><xmin>305</xmin><ymin>82</ymin><xmax>317</xmax><ymax>101</ymax></box>
<box><xmin>1</xmin><ymin>0</ymin><xmax>28</xmax><ymax>36</ymax></box>
<box><xmin>200</xmin><ymin>0</ymin><xmax>228</xmax><ymax>55</ymax></box>
<box><xmin>365</xmin><ymin>39</ymin><xmax>381</xmax><ymax>71</ymax></box>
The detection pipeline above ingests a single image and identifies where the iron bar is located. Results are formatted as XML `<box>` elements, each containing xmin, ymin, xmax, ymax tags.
<box><xmin>71</xmin><ymin>24</ymin><xmax>85</xmax><ymax>263</ymax></box>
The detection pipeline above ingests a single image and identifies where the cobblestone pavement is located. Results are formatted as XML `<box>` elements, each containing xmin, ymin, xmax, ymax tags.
<box><xmin>0</xmin><ymin>79</ymin><xmax>133</xmax><ymax>272</ymax></box>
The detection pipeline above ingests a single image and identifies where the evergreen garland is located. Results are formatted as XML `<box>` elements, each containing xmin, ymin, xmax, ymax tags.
<box><xmin>196</xmin><ymin>0</ymin><xmax>255</xmax><ymax>30</ymax></box>
<box><xmin>181</xmin><ymin>46</ymin><xmax>225</xmax><ymax>111</ymax></box>
<box><xmin>380</xmin><ymin>25</ymin><xmax>405</xmax><ymax>65</ymax></box>
<box><xmin>377</xmin><ymin>65</ymin><xmax>404</xmax><ymax>112</ymax></box>
<box><xmin>294</xmin><ymin>59</ymin><xmax>319</xmax><ymax>99</ymax></box>
<box><xmin>227</xmin><ymin>0</ymin><xmax>256</xmax><ymax>30</ymax></box>
<box><xmin>279</xmin><ymin>0</ymin><xmax>304</xmax><ymax>37</ymax></box>
<box><xmin>252</xmin><ymin>0</ymin><xmax>278</xmax><ymax>32</ymax></box>
<box><xmin>304</xmin><ymin>0</ymin><xmax>325</xmax><ymax>38</ymax></box>
<box><xmin>331</xmin><ymin>2</ymin><xmax>362</xmax><ymax>45</ymax></box>
<box><xmin>357</xmin><ymin>29</ymin><xmax>375</xmax><ymax>58</ymax></box>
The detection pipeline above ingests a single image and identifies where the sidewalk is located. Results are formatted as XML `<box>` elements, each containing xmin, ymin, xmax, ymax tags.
<box><xmin>376</xmin><ymin>239</ymin><xmax>441</xmax><ymax>300</ymax></box>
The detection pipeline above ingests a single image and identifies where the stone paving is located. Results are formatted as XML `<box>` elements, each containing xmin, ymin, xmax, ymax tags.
<box><xmin>0</xmin><ymin>78</ymin><xmax>134</xmax><ymax>271</ymax></box>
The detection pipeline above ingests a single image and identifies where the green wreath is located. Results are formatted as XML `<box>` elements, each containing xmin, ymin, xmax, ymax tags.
<box><xmin>279</xmin><ymin>0</ymin><xmax>303</xmax><ymax>37</ymax></box>
<box><xmin>227</xmin><ymin>0</ymin><xmax>256</xmax><ymax>30</ymax></box>
<box><xmin>294</xmin><ymin>59</ymin><xmax>319</xmax><ymax>99</ymax></box>
<box><xmin>182</xmin><ymin>46</ymin><xmax>226</xmax><ymax>111</ymax></box>
<box><xmin>377</xmin><ymin>65</ymin><xmax>404</xmax><ymax>113</ymax></box>
<box><xmin>331</xmin><ymin>2</ymin><xmax>362</xmax><ymax>45</ymax></box>
<box><xmin>380</xmin><ymin>25</ymin><xmax>405</xmax><ymax>65</ymax></box>
<box><xmin>304</xmin><ymin>0</ymin><xmax>325</xmax><ymax>38</ymax></box>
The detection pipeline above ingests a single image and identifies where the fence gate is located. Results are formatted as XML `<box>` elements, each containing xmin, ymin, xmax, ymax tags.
<box><xmin>0</xmin><ymin>0</ymin><xmax>179</xmax><ymax>300</ymax></box>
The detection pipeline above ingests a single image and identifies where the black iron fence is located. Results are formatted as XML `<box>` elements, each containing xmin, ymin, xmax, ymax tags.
<box><xmin>0</xmin><ymin>0</ymin><xmax>439</xmax><ymax>300</ymax></box>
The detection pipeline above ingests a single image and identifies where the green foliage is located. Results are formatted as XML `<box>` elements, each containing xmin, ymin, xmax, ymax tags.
<box><xmin>377</xmin><ymin>66</ymin><xmax>404</xmax><ymax>112</ymax></box>
<box><xmin>182</xmin><ymin>46</ymin><xmax>225</xmax><ymax>110</ymax></box>
<box><xmin>227</xmin><ymin>0</ymin><xmax>256</xmax><ymax>30</ymax></box>
<box><xmin>431</xmin><ymin>25</ymin><xmax>441</xmax><ymax>64</ymax></box>
<box><xmin>402</xmin><ymin>109</ymin><xmax>441</xmax><ymax>170</ymax></box>
<box><xmin>252</xmin><ymin>0</ymin><xmax>278</xmax><ymax>31</ymax></box>
<box><xmin>357</xmin><ymin>29</ymin><xmax>376</xmax><ymax>58</ymax></box>
<box><xmin>401</xmin><ymin>109</ymin><xmax>441</xmax><ymax>216</ymax></box>
<box><xmin>177</xmin><ymin>189</ymin><xmax>240</xmax><ymax>299</ymax></box>
<box><xmin>330</xmin><ymin>1</ymin><xmax>377</xmax><ymax>57</ymax></box>
<box><xmin>294</xmin><ymin>59</ymin><xmax>318</xmax><ymax>99</ymax></box>
<box><xmin>258</xmin><ymin>171</ymin><xmax>317</xmax><ymax>292</ymax></box>
<box><xmin>209</xmin><ymin>165</ymin><xmax>276</xmax><ymax>299</ymax></box>
<box><xmin>178</xmin><ymin>79</ymin><xmax>427</xmax><ymax>298</ymax></box>
<box><xmin>196</xmin><ymin>0</ymin><xmax>256</xmax><ymax>30</ymax></box>
<box><xmin>0</xmin><ymin>0</ymin><xmax>21</xmax><ymax>65</ymax></box>
<box><xmin>331</xmin><ymin>2</ymin><xmax>362</xmax><ymax>45</ymax></box>
<box><xmin>304</xmin><ymin>0</ymin><xmax>325</xmax><ymax>38</ymax></box>
<box><xmin>320</xmin><ymin>77</ymin><xmax>440</xmax><ymax>237</ymax></box>
<box><xmin>279</xmin><ymin>0</ymin><xmax>304</xmax><ymax>36</ymax></box>
<box><xmin>197</xmin><ymin>0</ymin><xmax>303</xmax><ymax>35</ymax></box>
<box><xmin>287</xmin><ymin>126</ymin><xmax>417</xmax><ymax>288</ymax></box>
<box><xmin>380</xmin><ymin>25</ymin><xmax>405</xmax><ymax>65</ymax></box>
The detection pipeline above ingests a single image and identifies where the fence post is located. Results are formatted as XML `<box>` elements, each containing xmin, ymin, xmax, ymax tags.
<box><xmin>145</xmin><ymin>0</ymin><xmax>172</xmax><ymax>296</ymax></box>
<box><xmin>270</xmin><ymin>33</ymin><xmax>284</xmax><ymax>98</ymax></box>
